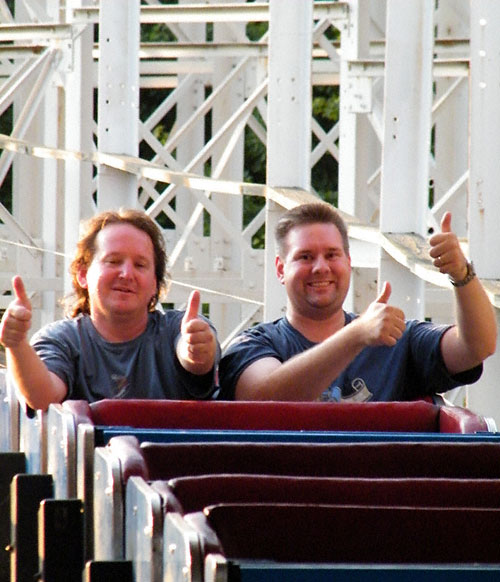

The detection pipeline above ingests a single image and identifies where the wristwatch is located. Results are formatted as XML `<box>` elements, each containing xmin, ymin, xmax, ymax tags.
<box><xmin>449</xmin><ymin>261</ymin><xmax>476</xmax><ymax>287</ymax></box>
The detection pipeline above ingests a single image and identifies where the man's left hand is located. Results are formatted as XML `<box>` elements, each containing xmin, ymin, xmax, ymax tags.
<box><xmin>428</xmin><ymin>212</ymin><xmax>468</xmax><ymax>282</ymax></box>
<box><xmin>179</xmin><ymin>290</ymin><xmax>216</xmax><ymax>373</ymax></box>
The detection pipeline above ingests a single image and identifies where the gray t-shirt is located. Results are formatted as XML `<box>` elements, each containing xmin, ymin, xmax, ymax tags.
<box><xmin>31</xmin><ymin>310</ymin><xmax>219</xmax><ymax>402</ymax></box>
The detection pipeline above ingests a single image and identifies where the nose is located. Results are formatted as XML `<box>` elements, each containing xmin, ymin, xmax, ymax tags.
<box><xmin>118</xmin><ymin>259</ymin><xmax>134</xmax><ymax>278</ymax></box>
<box><xmin>312</xmin><ymin>255</ymin><xmax>329</xmax><ymax>272</ymax></box>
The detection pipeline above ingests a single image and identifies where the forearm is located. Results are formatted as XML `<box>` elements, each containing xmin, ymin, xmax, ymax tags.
<box><xmin>6</xmin><ymin>342</ymin><xmax>67</xmax><ymax>410</ymax></box>
<box><xmin>454</xmin><ymin>278</ymin><xmax>497</xmax><ymax>360</ymax></box>
<box><xmin>236</xmin><ymin>321</ymin><xmax>368</xmax><ymax>401</ymax></box>
<box><xmin>442</xmin><ymin>278</ymin><xmax>497</xmax><ymax>374</ymax></box>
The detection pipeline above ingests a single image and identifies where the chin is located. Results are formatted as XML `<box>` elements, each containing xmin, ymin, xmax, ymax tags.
<box><xmin>308</xmin><ymin>294</ymin><xmax>337</xmax><ymax>307</ymax></box>
<box><xmin>308</xmin><ymin>299</ymin><xmax>341</xmax><ymax>314</ymax></box>
<box><xmin>109</xmin><ymin>300</ymin><xmax>139</xmax><ymax>313</ymax></box>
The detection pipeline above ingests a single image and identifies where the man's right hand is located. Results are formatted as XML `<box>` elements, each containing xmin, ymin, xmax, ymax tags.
<box><xmin>0</xmin><ymin>276</ymin><xmax>32</xmax><ymax>349</ymax></box>
<box><xmin>356</xmin><ymin>281</ymin><xmax>406</xmax><ymax>347</ymax></box>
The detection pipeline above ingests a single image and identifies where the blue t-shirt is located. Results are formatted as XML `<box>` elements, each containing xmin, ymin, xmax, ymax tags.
<box><xmin>218</xmin><ymin>313</ymin><xmax>482</xmax><ymax>401</ymax></box>
<box><xmin>31</xmin><ymin>310</ymin><xmax>219</xmax><ymax>402</ymax></box>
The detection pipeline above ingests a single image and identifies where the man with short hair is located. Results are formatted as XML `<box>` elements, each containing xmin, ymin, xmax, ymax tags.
<box><xmin>0</xmin><ymin>209</ymin><xmax>219</xmax><ymax>410</ymax></box>
<box><xmin>219</xmin><ymin>202</ymin><xmax>496</xmax><ymax>402</ymax></box>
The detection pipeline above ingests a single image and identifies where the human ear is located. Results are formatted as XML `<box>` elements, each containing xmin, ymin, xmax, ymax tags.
<box><xmin>275</xmin><ymin>255</ymin><xmax>285</xmax><ymax>284</ymax></box>
<box><xmin>76</xmin><ymin>268</ymin><xmax>88</xmax><ymax>289</ymax></box>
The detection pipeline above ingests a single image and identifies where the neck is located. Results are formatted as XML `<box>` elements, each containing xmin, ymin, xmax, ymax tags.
<box><xmin>90</xmin><ymin>311</ymin><xmax>149</xmax><ymax>343</ymax></box>
<box><xmin>286</xmin><ymin>306</ymin><xmax>345</xmax><ymax>343</ymax></box>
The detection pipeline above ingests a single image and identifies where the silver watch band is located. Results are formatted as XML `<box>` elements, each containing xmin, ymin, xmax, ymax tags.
<box><xmin>449</xmin><ymin>261</ymin><xmax>476</xmax><ymax>287</ymax></box>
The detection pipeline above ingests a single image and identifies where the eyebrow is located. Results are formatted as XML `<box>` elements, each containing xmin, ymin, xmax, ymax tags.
<box><xmin>292</xmin><ymin>246</ymin><xmax>342</xmax><ymax>255</ymax></box>
<box><xmin>100</xmin><ymin>251</ymin><xmax>153</xmax><ymax>262</ymax></box>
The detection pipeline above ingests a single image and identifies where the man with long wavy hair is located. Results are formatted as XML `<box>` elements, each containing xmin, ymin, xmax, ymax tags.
<box><xmin>0</xmin><ymin>209</ymin><xmax>219</xmax><ymax>410</ymax></box>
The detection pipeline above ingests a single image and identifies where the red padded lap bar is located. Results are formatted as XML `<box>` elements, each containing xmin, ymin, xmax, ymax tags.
<box><xmin>89</xmin><ymin>399</ymin><xmax>441</xmax><ymax>431</ymax></box>
<box><xmin>164</xmin><ymin>474</ymin><xmax>500</xmax><ymax>514</ymax></box>
<box><xmin>117</xmin><ymin>439</ymin><xmax>500</xmax><ymax>481</ymax></box>
<box><xmin>193</xmin><ymin>503</ymin><xmax>500</xmax><ymax>564</ymax></box>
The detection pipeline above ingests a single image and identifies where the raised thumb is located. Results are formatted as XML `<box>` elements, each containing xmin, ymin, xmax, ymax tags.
<box><xmin>440</xmin><ymin>211</ymin><xmax>452</xmax><ymax>234</ymax></box>
<box><xmin>183</xmin><ymin>290</ymin><xmax>200</xmax><ymax>323</ymax></box>
<box><xmin>12</xmin><ymin>275</ymin><xmax>30</xmax><ymax>306</ymax></box>
<box><xmin>376</xmin><ymin>281</ymin><xmax>391</xmax><ymax>304</ymax></box>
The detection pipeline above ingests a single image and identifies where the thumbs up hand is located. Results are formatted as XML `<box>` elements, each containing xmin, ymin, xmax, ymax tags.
<box><xmin>178</xmin><ymin>290</ymin><xmax>217</xmax><ymax>374</ymax></box>
<box><xmin>356</xmin><ymin>281</ymin><xmax>406</xmax><ymax>347</ymax></box>
<box><xmin>0</xmin><ymin>276</ymin><xmax>33</xmax><ymax>349</ymax></box>
<box><xmin>429</xmin><ymin>212</ymin><xmax>468</xmax><ymax>282</ymax></box>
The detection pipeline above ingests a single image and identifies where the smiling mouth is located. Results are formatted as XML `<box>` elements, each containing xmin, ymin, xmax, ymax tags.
<box><xmin>308</xmin><ymin>281</ymin><xmax>333</xmax><ymax>288</ymax></box>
